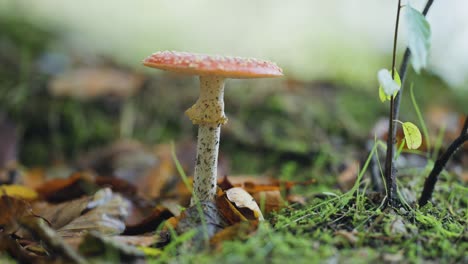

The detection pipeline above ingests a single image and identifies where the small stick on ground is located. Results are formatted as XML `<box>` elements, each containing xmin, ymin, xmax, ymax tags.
<box><xmin>418</xmin><ymin>116</ymin><xmax>468</xmax><ymax>207</ymax></box>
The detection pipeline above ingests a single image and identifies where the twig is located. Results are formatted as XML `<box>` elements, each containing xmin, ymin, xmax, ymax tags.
<box><xmin>384</xmin><ymin>0</ymin><xmax>402</xmax><ymax>206</ymax></box>
<box><xmin>419</xmin><ymin>116</ymin><xmax>468</xmax><ymax>206</ymax></box>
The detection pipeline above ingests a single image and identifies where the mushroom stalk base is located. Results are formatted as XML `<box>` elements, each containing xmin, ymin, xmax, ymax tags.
<box><xmin>188</xmin><ymin>76</ymin><xmax>226</xmax><ymax>205</ymax></box>
<box><xmin>191</xmin><ymin>124</ymin><xmax>221</xmax><ymax>204</ymax></box>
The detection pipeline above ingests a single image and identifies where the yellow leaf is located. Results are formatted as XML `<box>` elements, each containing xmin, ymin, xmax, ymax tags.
<box><xmin>402</xmin><ymin>122</ymin><xmax>422</xmax><ymax>149</ymax></box>
<box><xmin>0</xmin><ymin>185</ymin><xmax>38</xmax><ymax>200</ymax></box>
<box><xmin>379</xmin><ymin>86</ymin><xmax>388</xmax><ymax>102</ymax></box>
<box><xmin>394</xmin><ymin>69</ymin><xmax>402</xmax><ymax>86</ymax></box>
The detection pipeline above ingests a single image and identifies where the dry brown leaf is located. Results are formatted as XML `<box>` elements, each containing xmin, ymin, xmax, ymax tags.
<box><xmin>218</xmin><ymin>175</ymin><xmax>313</xmax><ymax>214</ymax></box>
<box><xmin>18</xmin><ymin>217</ymin><xmax>86</xmax><ymax>264</ymax></box>
<box><xmin>32</xmin><ymin>197</ymin><xmax>90</xmax><ymax>230</ymax></box>
<box><xmin>0</xmin><ymin>234</ymin><xmax>43</xmax><ymax>263</ymax></box>
<box><xmin>137</xmin><ymin>144</ymin><xmax>176</xmax><ymax>198</ymax></box>
<box><xmin>221</xmin><ymin>175</ymin><xmax>314</xmax><ymax>194</ymax></box>
<box><xmin>216</xmin><ymin>187</ymin><xmax>263</xmax><ymax>225</ymax></box>
<box><xmin>225</xmin><ymin>187</ymin><xmax>264</xmax><ymax>221</ymax></box>
<box><xmin>0</xmin><ymin>195</ymin><xmax>36</xmax><ymax>234</ymax></box>
<box><xmin>95</xmin><ymin>176</ymin><xmax>138</xmax><ymax>197</ymax></box>
<box><xmin>123</xmin><ymin>206</ymin><xmax>174</xmax><ymax>235</ymax></box>
<box><xmin>35</xmin><ymin>171</ymin><xmax>96</xmax><ymax>203</ymax></box>
<box><xmin>252</xmin><ymin>190</ymin><xmax>286</xmax><ymax>214</ymax></box>
<box><xmin>78</xmin><ymin>231</ymin><xmax>145</xmax><ymax>262</ymax></box>
<box><xmin>56</xmin><ymin>188</ymin><xmax>129</xmax><ymax>237</ymax></box>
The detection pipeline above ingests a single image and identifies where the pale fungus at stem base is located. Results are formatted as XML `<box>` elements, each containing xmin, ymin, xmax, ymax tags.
<box><xmin>143</xmin><ymin>51</ymin><xmax>283</xmax><ymax>205</ymax></box>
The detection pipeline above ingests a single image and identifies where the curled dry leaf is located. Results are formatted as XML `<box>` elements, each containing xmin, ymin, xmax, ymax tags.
<box><xmin>225</xmin><ymin>187</ymin><xmax>264</xmax><ymax>221</ymax></box>
<box><xmin>217</xmin><ymin>187</ymin><xmax>264</xmax><ymax>225</ymax></box>
<box><xmin>56</xmin><ymin>188</ymin><xmax>129</xmax><ymax>237</ymax></box>
<box><xmin>218</xmin><ymin>175</ymin><xmax>313</xmax><ymax>214</ymax></box>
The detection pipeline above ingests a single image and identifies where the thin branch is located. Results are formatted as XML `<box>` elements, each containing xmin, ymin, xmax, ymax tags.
<box><xmin>419</xmin><ymin>116</ymin><xmax>468</xmax><ymax>206</ymax></box>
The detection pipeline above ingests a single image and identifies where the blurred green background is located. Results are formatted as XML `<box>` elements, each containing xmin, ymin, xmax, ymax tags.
<box><xmin>2</xmin><ymin>0</ymin><xmax>468</xmax><ymax>87</ymax></box>
<box><xmin>0</xmin><ymin>0</ymin><xmax>466</xmax><ymax>171</ymax></box>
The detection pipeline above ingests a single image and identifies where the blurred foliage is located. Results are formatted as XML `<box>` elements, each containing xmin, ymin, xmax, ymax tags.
<box><xmin>0</xmin><ymin>14</ymin><xmax>465</xmax><ymax>173</ymax></box>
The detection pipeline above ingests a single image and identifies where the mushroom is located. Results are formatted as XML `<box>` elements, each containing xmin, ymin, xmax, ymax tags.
<box><xmin>143</xmin><ymin>51</ymin><xmax>283</xmax><ymax>205</ymax></box>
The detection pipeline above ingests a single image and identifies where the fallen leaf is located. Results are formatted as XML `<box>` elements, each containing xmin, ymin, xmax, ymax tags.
<box><xmin>32</xmin><ymin>197</ymin><xmax>90</xmax><ymax>230</ymax></box>
<box><xmin>225</xmin><ymin>187</ymin><xmax>264</xmax><ymax>221</ymax></box>
<box><xmin>19</xmin><ymin>217</ymin><xmax>86</xmax><ymax>264</ymax></box>
<box><xmin>252</xmin><ymin>190</ymin><xmax>286</xmax><ymax>214</ymax></box>
<box><xmin>78</xmin><ymin>231</ymin><xmax>145</xmax><ymax>263</ymax></box>
<box><xmin>95</xmin><ymin>176</ymin><xmax>137</xmax><ymax>197</ymax></box>
<box><xmin>218</xmin><ymin>175</ymin><xmax>312</xmax><ymax>214</ymax></box>
<box><xmin>0</xmin><ymin>195</ymin><xmax>35</xmax><ymax>234</ymax></box>
<box><xmin>56</xmin><ymin>188</ymin><xmax>129</xmax><ymax>237</ymax></box>
<box><xmin>123</xmin><ymin>206</ymin><xmax>174</xmax><ymax>235</ymax></box>
<box><xmin>0</xmin><ymin>234</ymin><xmax>42</xmax><ymax>263</ymax></box>
<box><xmin>35</xmin><ymin>171</ymin><xmax>97</xmax><ymax>203</ymax></box>
<box><xmin>0</xmin><ymin>185</ymin><xmax>38</xmax><ymax>200</ymax></box>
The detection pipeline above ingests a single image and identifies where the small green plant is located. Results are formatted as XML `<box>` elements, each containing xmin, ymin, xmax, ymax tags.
<box><xmin>377</xmin><ymin>0</ymin><xmax>432</xmax><ymax>205</ymax></box>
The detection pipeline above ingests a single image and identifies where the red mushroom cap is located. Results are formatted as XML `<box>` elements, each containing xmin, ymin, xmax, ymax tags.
<box><xmin>143</xmin><ymin>51</ymin><xmax>283</xmax><ymax>79</ymax></box>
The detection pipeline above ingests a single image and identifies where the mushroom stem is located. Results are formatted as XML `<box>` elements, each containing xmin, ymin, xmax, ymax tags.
<box><xmin>187</xmin><ymin>76</ymin><xmax>226</xmax><ymax>204</ymax></box>
<box><xmin>192</xmin><ymin>124</ymin><xmax>221</xmax><ymax>204</ymax></box>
